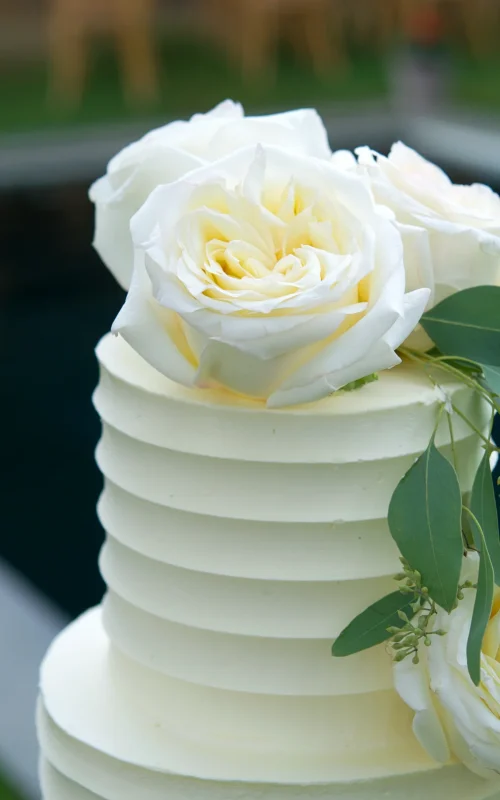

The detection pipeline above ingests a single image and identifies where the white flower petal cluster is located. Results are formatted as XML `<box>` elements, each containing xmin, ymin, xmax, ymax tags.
<box><xmin>336</xmin><ymin>142</ymin><xmax>500</xmax><ymax>306</ymax></box>
<box><xmin>395</xmin><ymin>556</ymin><xmax>500</xmax><ymax>780</ymax></box>
<box><xmin>88</xmin><ymin>101</ymin><xmax>500</xmax><ymax>405</ymax></box>
<box><xmin>90</xmin><ymin>100</ymin><xmax>331</xmax><ymax>290</ymax></box>
<box><xmin>111</xmin><ymin>142</ymin><xmax>428</xmax><ymax>407</ymax></box>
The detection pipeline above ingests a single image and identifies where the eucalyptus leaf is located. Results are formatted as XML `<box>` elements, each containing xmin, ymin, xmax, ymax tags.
<box><xmin>482</xmin><ymin>364</ymin><xmax>500</xmax><ymax>396</ymax></box>
<box><xmin>332</xmin><ymin>591</ymin><xmax>414</xmax><ymax>657</ymax></box>
<box><xmin>471</xmin><ymin>452</ymin><xmax>500</xmax><ymax>586</ymax></box>
<box><xmin>388</xmin><ymin>439</ymin><xmax>463</xmax><ymax>613</ymax></box>
<box><xmin>421</xmin><ymin>286</ymin><xmax>500</xmax><ymax>367</ymax></box>
<box><xmin>466</xmin><ymin>527</ymin><xmax>494</xmax><ymax>686</ymax></box>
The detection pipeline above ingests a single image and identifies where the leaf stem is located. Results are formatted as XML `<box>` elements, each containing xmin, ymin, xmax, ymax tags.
<box><xmin>463</xmin><ymin>505</ymin><xmax>485</xmax><ymax>547</ymax></box>
<box><xmin>399</xmin><ymin>347</ymin><xmax>495</xmax><ymax>409</ymax></box>
<box><xmin>432</xmin><ymin>402</ymin><xmax>445</xmax><ymax>441</ymax></box>
<box><xmin>430</xmin><ymin>354</ymin><xmax>482</xmax><ymax>371</ymax></box>
<box><xmin>451</xmin><ymin>403</ymin><xmax>499</xmax><ymax>453</ymax></box>
<box><xmin>447</xmin><ymin>412</ymin><xmax>458</xmax><ymax>474</ymax></box>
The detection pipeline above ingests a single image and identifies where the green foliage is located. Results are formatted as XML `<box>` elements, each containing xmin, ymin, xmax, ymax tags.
<box><xmin>0</xmin><ymin>40</ymin><xmax>388</xmax><ymax>136</ymax></box>
<box><xmin>332</xmin><ymin>559</ymin><xmax>472</xmax><ymax>663</ymax></box>
<box><xmin>341</xmin><ymin>373</ymin><xmax>379</xmax><ymax>393</ymax></box>
<box><xmin>334</xmin><ymin>285</ymin><xmax>500</xmax><ymax>670</ymax></box>
<box><xmin>471</xmin><ymin>452</ymin><xmax>500</xmax><ymax>586</ymax></box>
<box><xmin>465</xmin><ymin>516</ymin><xmax>494</xmax><ymax>686</ymax></box>
<box><xmin>420</xmin><ymin>286</ymin><xmax>500</xmax><ymax>367</ymax></box>
<box><xmin>482</xmin><ymin>365</ymin><xmax>500</xmax><ymax>396</ymax></box>
<box><xmin>388</xmin><ymin>439</ymin><xmax>464</xmax><ymax>613</ymax></box>
<box><xmin>388</xmin><ymin>562</ymin><xmax>441</xmax><ymax>665</ymax></box>
<box><xmin>332</xmin><ymin>591</ymin><xmax>414</xmax><ymax>657</ymax></box>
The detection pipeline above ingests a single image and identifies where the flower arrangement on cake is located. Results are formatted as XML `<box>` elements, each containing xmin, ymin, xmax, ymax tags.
<box><xmin>38</xmin><ymin>102</ymin><xmax>500</xmax><ymax>800</ymax></box>
<box><xmin>90</xmin><ymin>100</ymin><xmax>500</xmax><ymax>779</ymax></box>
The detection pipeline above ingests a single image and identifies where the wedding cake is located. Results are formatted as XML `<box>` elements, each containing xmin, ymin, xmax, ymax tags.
<box><xmin>38</xmin><ymin>102</ymin><xmax>500</xmax><ymax>800</ymax></box>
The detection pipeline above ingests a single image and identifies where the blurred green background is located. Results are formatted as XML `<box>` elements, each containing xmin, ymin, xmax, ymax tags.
<box><xmin>2</xmin><ymin>43</ymin><xmax>500</xmax><ymax>136</ymax></box>
<box><xmin>1</xmin><ymin>0</ymin><xmax>499</xmax><ymax>136</ymax></box>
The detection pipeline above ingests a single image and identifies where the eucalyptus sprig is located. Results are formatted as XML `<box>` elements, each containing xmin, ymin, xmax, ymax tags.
<box><xmin>389</xmin><ymin>560</ymin><xmax>439</xmax><ymax>666</ymax></box>
<box><xmin>388</xmin><ymin>560</ymin><xmax>475</xmax><ymax>666</ymax></box>
<box><xmin>332</xmin><ymin>286</ymin><xmax>500</xmax><ymax>686</ymax></box>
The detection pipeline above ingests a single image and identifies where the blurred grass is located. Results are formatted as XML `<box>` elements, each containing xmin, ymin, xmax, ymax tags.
<box><xmin>0</xmin><ymin>34</ymin><xmax>498</xmax><ymax>135</ymax></box>
<box><xmin>453</xmin><ymin>54</ymin><xmax>500</xmax><ymax>110</ymax></box>
<box><xmin>0</xmin><ymin>34</ymin><xmax>387</xmax><ymax>134</ymax></box>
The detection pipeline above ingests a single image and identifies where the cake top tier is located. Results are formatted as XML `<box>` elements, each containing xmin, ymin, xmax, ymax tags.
<box><xmin>95</xmin><ymin>332</ymin><xmax>485</xmax><ymax>467</ymax></box>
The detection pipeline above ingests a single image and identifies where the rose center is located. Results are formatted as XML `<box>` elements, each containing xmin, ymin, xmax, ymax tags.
<box><xmin>192</xmin><ymin>182</ymin><xmax>347</xmax><ymax>303</ymax></box>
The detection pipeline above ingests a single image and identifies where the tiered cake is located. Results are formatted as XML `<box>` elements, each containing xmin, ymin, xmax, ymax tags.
<box><xmin>38</xmin><ymin>332</ymin><xmax>499</xmax><ymax>800</ymax></box>
<box><xmin>38</xmin><ymin>101</ymin><xmax>500</xmax><ymax>799</ymax></box>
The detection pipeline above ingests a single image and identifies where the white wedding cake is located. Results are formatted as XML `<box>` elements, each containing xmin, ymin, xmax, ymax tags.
<box><xmin>39</xmin><ymin>333</ymin><xmax>496</xmax><ymax>800</ymax></box>
<box><xmin>38</xmin><ymin>103</ymin><xmax>500</xmax><ymax>799</ymax></box>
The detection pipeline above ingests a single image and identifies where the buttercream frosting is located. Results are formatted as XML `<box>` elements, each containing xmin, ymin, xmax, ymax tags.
<box><xmin>39</xmin><ymin>333</ymin><xmax>497</xmax><ymax>799</ymax></box>
<box><xmin>39</xmin><ymin>754</ymin><xmax>500</xmax><ymax>800</ymax></box>
<box><xmin>38</xmin><ymin>650</ymin><xmax>500</xmax><ymax>799</ymax></box>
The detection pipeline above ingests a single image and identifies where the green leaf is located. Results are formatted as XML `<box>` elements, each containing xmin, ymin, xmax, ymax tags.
<box><xmin>341</xmin><ymin>373</ymin><xmax>379</xmax><ymax>393</ymax></box>
<box><xmin>482</xmin><ymin>364</ymin><xmax>500</xmax><ymax>396</ymax></box>
<box><xmin>466</xmin><ymin>526</ymin><xmax>494</xmax><ymax>686</ymax></box>
<box><xmin>332</xmin><ymin>591</ymin><xmax>414</xmax><ymax>657</ymax></box>
<box><xmin>421</xmin><ymin>286</ymin><xmax>500</xmax><ymax>367</ymax></box>
<box><xmin>471</xmin><ymin>452</ymin><xmax>500</xmax><ymax>586</ymax></box>
<box><xmin>388</xmin><ymin>439</ymin><xmax>463</xmax><ymax>613</ymax></box>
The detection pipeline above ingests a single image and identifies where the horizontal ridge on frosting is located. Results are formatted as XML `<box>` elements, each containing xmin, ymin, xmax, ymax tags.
<box><xmin>94</xmin><ymin>334</ymin><xmax>486</xmax><ymax>464</ymax></box>
<box><xmin>39</xmin><ymin>755</ymin><xmax>500</xmax><ymax>800</ymax></box>
<box><xmin>97</xmin><ymin>481</ymin><xmax>401</xmax><ymax>581</ymax></box>
<box><xmin>41</xmin><ymin>761</ymin><xmax>100</xmax><ymax>800</ymax></box>
<box><xmin>39</xmin><ymin>610</ymin><xmax>434</xmax><ymax>782</ymax></box>
<box><xmin>38</xmin><ymin>613</ymin><xmax>500</xmax><ymax>799</ymax></box>
<box><xmin>99</xmin><ymin>535</ymin><xmax>395</xmax><ymax>638</ymax></box>
<box><xmin>95</xmin><ymin>424</ymin><xmax>481</xmax><ymax>523</ymax></box>
<box><xmin>101</xmin><ymin>591</ymin><xmax>393</xmax><ymax>695</ymax></box>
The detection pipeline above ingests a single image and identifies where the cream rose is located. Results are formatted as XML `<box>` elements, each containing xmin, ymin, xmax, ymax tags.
<box><xmin>395</xmin><ymin>555</ymin><xmax>500</xmax><ymax>779</ymax></box>
<box><xmin>355</xmin><ymin>143</ymin><xmax>500</xmax><ymax>306</ymax></box>
<box><xmin>112</xmin><ymin>144</ymin><xmax>429</xmax><ymax>408</ymax></box>
<box><xmin>89</xmin><ymin>101</ymin><xmax>332</xmax><ymax>290</ymax></box>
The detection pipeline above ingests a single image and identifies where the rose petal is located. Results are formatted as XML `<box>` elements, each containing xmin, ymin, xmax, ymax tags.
<box><xmin>412</xmin><ymin>215</ymin><xmax>500</xmax><ymax>295</ymax></box>
<box><xmin>90</xmin><ymin>147</ymin><xmax>203</xmax><ymax>289</ymax></box>
<box><xmin>112</xmin><ymin>254</ymin><xmax>197</xmax><ymax>387</ymax></box>
<box><xmin>90</xmin><ymin>102</ymin><xmax>332</xmax><ymax>290</ymax></box>
<box><xmin>394</xmin><ymin>654</ymin><xmax>451</xmax><ymax>764</ymax></box>
<box><xmin>207</xmin><ymin>108</ymin><xmax>332</xmax><ymax>162</ymax></box>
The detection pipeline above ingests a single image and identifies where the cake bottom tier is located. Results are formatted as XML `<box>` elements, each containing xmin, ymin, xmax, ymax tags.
<box><xmin>38</xmin><ymin>755</ymin><xmax>500</xmax><ymax>800</ymax></box>
<box><xmin>38</xmin><ymin>608</ymin><xmax>500</xmax><ymax>800</ymax></box>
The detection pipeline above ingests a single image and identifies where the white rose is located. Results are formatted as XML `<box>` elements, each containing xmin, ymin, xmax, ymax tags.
<box><xmin>395</xmin><ymin>555</ymin><xmax>500</xmax><ymax>780</ymax></box>
<box><xmin>89</xmin><ymin>100</ymin><xmax>332</xmax><ymax>290</ymax></box>
<box><xmin>355</xmin><ymin>142</ymin><xmax>500</xmax><ymax>306</ymax></box>
<box><xmin>112</xmin><ymin>144</ymin><xmax>429</xmax><ymax>408</ymax></box>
